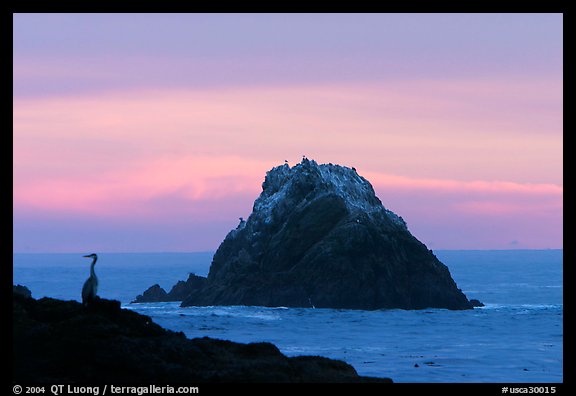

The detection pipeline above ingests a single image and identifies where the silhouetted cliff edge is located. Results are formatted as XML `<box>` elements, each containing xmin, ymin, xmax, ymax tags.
<box><xmin>13</xmin><ymin>289</ymin><xmax>389</xmax><ymax>383</ymax></box>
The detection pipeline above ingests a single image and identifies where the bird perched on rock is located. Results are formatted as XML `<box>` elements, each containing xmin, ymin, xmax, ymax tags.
<box><xmin>82</xmin><ymin>253</ymin><xmax>99</xmax><ymax>306</ymax></box>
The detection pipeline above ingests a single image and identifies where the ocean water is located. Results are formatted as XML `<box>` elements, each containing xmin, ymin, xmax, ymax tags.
<box><xmin>12</xmin><ymin>250</ymin><xmax>563</xmax><ymax>383</ymax></box>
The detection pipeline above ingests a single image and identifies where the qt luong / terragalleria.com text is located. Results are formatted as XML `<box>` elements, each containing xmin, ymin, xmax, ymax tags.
<box><xmin>49</xmin><ymin>385</ymin><xmax>199</xmax><ymax>396</ymax></box>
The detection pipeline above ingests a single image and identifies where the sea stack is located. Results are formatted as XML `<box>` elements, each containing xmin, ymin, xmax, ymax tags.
<box><xmin>181</xmin><ymin>158</ymin><xmax>473</xmax><ymax>310</ymax></box>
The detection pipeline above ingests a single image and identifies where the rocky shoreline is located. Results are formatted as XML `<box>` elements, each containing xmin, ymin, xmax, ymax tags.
<box><xmin>13</xmin><ymin>286</ymin><xmax>391</xmax><ymax>383</ymax></box>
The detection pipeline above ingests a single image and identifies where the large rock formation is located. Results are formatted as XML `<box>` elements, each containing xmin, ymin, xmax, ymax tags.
<box><xmin>181</xmin><ymin>159</ymin><xmax>473</xmax><ymax>310</ymax></box>
<box><xmin>13</xmin><ymin>290</ymin><xmax>389</xmax><ymax>383</ymax></box>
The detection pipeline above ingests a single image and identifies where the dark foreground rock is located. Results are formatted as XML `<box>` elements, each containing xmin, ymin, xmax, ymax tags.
<box><xmin>13</xmin><ymin>284</ymin><xmax>32</xmax><ymax>299</ymax></box>
<box><xmin>13</xmin><ymin>291</ymin><xmax>390</xmax><ymax>383</ymax></box>
<box><xmin>179</xmin><ymin>159</ymin><xmax>473</xmax><ymax>310</ymax></box>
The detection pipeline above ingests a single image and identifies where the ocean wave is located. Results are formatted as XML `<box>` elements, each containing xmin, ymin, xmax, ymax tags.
<box><xmin>480</xmin><ymin>303</ymin><xmax>563</xmax><ymax>311</ymax></box>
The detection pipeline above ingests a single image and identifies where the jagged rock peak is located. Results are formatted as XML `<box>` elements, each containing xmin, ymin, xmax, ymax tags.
<box><xmin>250</xmin><ymin>158</ymin><xmax>406</xmax><ymax>230</ymax></box>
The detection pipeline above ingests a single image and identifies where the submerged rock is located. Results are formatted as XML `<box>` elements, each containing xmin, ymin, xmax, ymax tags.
<box><xmin>180</xmin><ymin>159</ymin><xmax>473</xmax><ymax>310</ymax></box>
<box><xmin>13</xmin><ymin>291</ymin><xmax>389</xmax><ymax>383</ymax></box>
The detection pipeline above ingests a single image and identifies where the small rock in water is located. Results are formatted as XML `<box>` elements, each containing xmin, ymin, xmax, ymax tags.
<box><xmin>470</xmin><ymin>299</ymin><xmax>485</xmax><ymax>307</ymax></box>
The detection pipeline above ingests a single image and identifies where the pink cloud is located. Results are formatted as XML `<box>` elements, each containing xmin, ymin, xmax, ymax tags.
<box><xmin>364</xmin><ymin>171</ymin><xmax>562</xmax><ymax>196</ymax></box>
<box><xmin>13</xmin><ymin>155</ymin><xmax>275</xmax><ymax>219</ymax></box>
<box><xmin>361</xmin><ymin>170</ymin><xmax>562</xmax><ymax>249</ymax></box>
<box><xmin>364</xmin><ymin>170</ymin><xmax>562</xmax><ymax>218</ymax></box>
<box><xmin>452</xmin><ymin>200</ymin><xmax>560</xmax><ymax>216</ymax></box>
<box><xmin>13</xmin><ymin>80</ymin><xmax>562</xmax><ymax>186</ymax></box>
<box><xmin>13</xmin><ymin>81</ymin><xmax>562</xmax><ymax>250</ymax></box>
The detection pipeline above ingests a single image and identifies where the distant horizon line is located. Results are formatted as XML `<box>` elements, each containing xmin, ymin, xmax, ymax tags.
<box><xmin>12</xmin><ymin>248</ymin><xmax>563</xmax><ymax>255</ymax></box>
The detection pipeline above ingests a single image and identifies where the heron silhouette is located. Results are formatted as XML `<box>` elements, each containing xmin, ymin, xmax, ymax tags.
<box><xmin>82</xmin><ymin>253</ymin><xmax>99</xmax><ymax>306</ymax></box>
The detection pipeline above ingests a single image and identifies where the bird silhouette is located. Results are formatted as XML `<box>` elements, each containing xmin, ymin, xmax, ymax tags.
<box><xmin>82</xmin><ymin>253</ymin><xmax>99</xmax><ymax>306</ymax></box>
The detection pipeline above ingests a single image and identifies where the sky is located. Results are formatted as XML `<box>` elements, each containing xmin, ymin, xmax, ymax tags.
<box><xmin>13</xmin><ymin>13</ymin><xmax>563</xmax><ymax>252</ymax></box>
